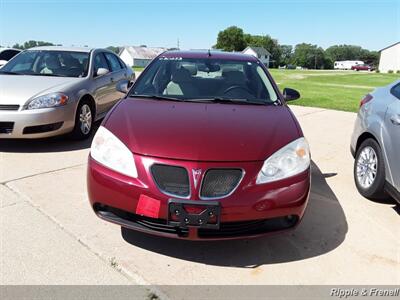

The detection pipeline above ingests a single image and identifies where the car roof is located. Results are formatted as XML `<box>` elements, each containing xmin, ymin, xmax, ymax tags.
<box><xmin>0</xmin><ymin>47</ymin><xmax>21</xmax><ymax>52</ymax></box>
<box><xmin>161</xmin><ymin>50</ymin><xmax>258</xmax><ymax>62</ymax></box>
<box><xmin>28</xmin><ymin>46</ymin><xmax>94</xmax><ymax>53</ymax></box>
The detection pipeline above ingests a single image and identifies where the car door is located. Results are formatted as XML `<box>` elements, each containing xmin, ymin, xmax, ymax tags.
<box><xmin>103</xmin><ymin>52</ymin><xmax>127</xmax><ymax>107</ymax></box>
<box><xmin>92</xmin><ymin>52</ymin><xmax>115</xmax><ymax>115</ymax></box>
<box><xmin>385</xmin><ymin>83</ymin><xmax>400</xmax><ymax>190</ymax></box>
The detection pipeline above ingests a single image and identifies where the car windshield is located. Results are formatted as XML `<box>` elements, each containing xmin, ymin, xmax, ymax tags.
<box><xmin>0</xmin><ymin>50</ymin><xmax>89</xmax><ymax>78</ymax></box>
<box><xmin>129</xmin><ymin>57</ymin><xmax>279</xmax><ymax>105</ymax></box>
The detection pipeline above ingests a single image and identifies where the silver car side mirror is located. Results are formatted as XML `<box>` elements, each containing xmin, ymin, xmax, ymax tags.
<box><xmin>116</xmin><ymin>80</ymin><xmax>129</xmax><ymax>94</ymax></box>
<box><xmin>96</xmin><ymin>68</ymin><xmax>109</xmax><ymax>77</ymax></box>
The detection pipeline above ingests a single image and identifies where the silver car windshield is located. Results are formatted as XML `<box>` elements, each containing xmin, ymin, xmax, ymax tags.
<box><xmin>0</xmin><ymin>50</ymin><xmax>89</xmax><ymax>78</ymax></box>
<box><xmin>129</xmin><ymin>58</ymin><xmax>279</xmax><ymax>105</ymax></box>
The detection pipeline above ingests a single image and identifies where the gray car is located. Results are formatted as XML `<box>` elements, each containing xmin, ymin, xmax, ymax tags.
<box><xmin>351</xmin><ymin>79</ymin><xmax>400</xmax><ymax>203</ymax></box>
<box><xmin>0</xmin><ymin>46</ymin><xmax>134</xmax><ymax>139</ymax></box>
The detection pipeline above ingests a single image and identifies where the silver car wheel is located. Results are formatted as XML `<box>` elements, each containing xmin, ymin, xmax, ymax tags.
<box><xmin>356</xmin><ymin>146</ymin><xmax>378</xmax><ymax>189</ymax></box>
<box><xmin>79</xmin><ymin>104</ymin><xmax>92</xmax><ymax>135</ymax></box>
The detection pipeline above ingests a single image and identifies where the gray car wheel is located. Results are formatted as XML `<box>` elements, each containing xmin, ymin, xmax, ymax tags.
<box><xmin>71</xmin><ymin>100</ymin><xmax>94</xmax><ymax>140</ymax></box>
<box><xmin>354</xmin><ymin>138</ymin><xmax>387</xmax><ymax>200</ymax></box>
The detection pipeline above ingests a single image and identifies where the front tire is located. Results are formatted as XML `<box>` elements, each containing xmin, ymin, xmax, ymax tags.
<box><xmin>70</xmin><ymin>100</ymin><xmax>94</xmax><ymax>140</ymax></box>
<box><xmin>354</xmin><ymin>138</ymin><xmax>386</xmax><ymax>200</ymax></box>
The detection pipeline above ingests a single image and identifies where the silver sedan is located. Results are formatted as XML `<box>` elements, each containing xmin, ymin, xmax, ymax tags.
<box><xmin>350</xmin><ymin>79</ymin><xmax>400</xmax><ymax>203</ymax></box>
<box><xmin>0</xmin><ymin>46</ymin><xmax>134</xmax><ymax>139</ymax></box>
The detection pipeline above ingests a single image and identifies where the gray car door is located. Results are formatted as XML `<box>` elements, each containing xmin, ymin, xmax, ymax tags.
<box><xmin>104</xmin><ymin>52</ymin><xmax>127</xmax><ymax>108</ymax></box>
<box><xmin>93</xmin><ymin>52</ymin><xmax>115</xmax><ymax>115</ymax></box>
<box><xmin>385</xmin><ymin>83</ymin><xmax>400</xmax><ymax>190</ymax></box>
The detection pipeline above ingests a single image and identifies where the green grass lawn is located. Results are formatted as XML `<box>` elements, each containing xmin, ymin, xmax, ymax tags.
<box><xmin>132</xmin><ymin>66</ymin><xmax>145</xmax><ymax>72</ymax></box>
<box><xmin>269</xmin><ymin>69</ymin><xmax>399</xmax><ymax>112</ymax></box>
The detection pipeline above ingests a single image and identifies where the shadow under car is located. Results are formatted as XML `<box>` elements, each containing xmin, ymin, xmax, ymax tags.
<box><xmin>121</xmin><ymin>161</ymin><xmax>348</xmax><ymax>267</ymax></box>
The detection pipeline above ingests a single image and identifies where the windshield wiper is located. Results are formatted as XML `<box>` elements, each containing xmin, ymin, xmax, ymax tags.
<box><xmin>128</xmin><ymin>94</ymin><xmax>184</xmax><ymax>102</ymax></box>
<box><xmin>188</xmin><ymin>97</ymin><xmax>269</xmax><ymax>105</ymax></box>
<box><xmin>0</xmin><ymin>71</ymin><xmax>22</xmax><ymax>75</ymax></box>
<box><xmin>28</xmin><ymin>73</ymin><xmax>65</xmax><ymax>77</ymax></box>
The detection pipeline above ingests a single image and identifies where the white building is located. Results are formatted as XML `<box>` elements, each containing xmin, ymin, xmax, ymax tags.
<box><xmin>119</xmin><ymin>46</ymin><xmax>167</xmax><ymax>67</ymax></box>
<box><xmin>242</xmin><ymin>46</ymin><xmax>271</xmax><ymax>67</ymax></box>
<box><xmin>379</xmin><ymin>42</ymin><xmax>400</xmax><ymax>73</ymax></box>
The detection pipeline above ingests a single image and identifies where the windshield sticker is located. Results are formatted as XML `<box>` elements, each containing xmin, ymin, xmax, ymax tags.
<box><xmin>159</xmin><ymin>57</ymin><xmax>182</xmax><ymax>61</ymax></box>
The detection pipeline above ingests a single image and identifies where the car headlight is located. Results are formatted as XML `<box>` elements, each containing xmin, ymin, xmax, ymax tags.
<box><xmin>27</xmin><ymin>93</ymin><xmax>68</xmax><ymax>109</ymax></box>
<box><xmin>256</xmin><ymin>137</ymin><xmax>310</xmax><ymax>184</ymax></box>
<box><xmin>90</xmin><ymin>126</ymin><xmax>138</xmax><ymax>178</ymax></box>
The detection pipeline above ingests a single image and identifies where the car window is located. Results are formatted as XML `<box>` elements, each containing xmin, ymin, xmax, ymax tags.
<box><xmin>104</xmin><ymin>53</ymin><xmax>122</xmax><ymax>72</ymax></box>
<box><xmin>117</xmin><ymin>56</ymin><xmax>126</xmax><ymax>69</ymax></box>
<box><xmin>0</xmin><ymin>50</ymin><xmax>89</xmax><ymax>77</ymax></box>
<box><xmin>391</xmin><ymin>84</ymin><xmax>400</xmax><ymax>99</ymax></box>
<box><xmin>130</xmin><ymin>57</ymin><xmax>278</xmax><ymax>104</ymax></box>
<box><xmin>0</xmin><ymin>50</ymin><xmax>19</xmax><ymax>61</ymax></box>
<box><xmin>93</xmin><ymin>53</ymin><xmax>109</xmax><ymax>75</ymax></box>
<box><xmin>5</xmin><ymin>51</ymin><xmax>37</xmax><ymax>72</ymax></box>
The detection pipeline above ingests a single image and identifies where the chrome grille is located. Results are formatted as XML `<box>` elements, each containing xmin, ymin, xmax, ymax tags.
<box><xmin>0</xmin><ymin>105</ymin><xmax>20</xmax><ymax>111</ymax></box>
<box><xmin>200</xmin><ymin>169</ymin><xmax>243</xmax><ymax>199</ymax></box>
<box><xmin>151</xmin><ymin>164</ymin><xmax>190</xmax><ymax>198</ymax></box>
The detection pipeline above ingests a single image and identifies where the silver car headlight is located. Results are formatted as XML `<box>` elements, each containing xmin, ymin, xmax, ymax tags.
<box><xmin>27</xmin><ymin>92</ymin><xmax>68</xmax><ymax>109</ymax></box>
<box><xmin>90</xmin><ymin>126</ymin><xmax>138</xmax><ymax>178</ymax></box>
<box><xmin>256</xmin><ymin>137</ymin><xmax>310</xmax><ymax>184</ymax></box>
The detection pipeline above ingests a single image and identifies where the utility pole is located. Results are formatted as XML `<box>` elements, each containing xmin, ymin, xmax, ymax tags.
<box><xmin>177</xmin><ymin>38</ymin><xmax>180</xmax><ymax>49</ymax></box>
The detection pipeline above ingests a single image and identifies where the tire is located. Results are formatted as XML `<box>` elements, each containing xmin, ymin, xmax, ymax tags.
<box><xmin>354</xmin><ymin>138</ymin><xmax>386</xmax><ymax>200</ymax></box>
<box><xmin>70</xmin><ymin>100</ymin><xmax>94</xmax><ymax>140</ymax></box>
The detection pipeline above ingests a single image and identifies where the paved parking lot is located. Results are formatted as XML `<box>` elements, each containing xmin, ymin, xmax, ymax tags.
<box><xmin>1</xmin><ymin>106</ymin><xmax>399</xmax><ymax>294</ymax></box>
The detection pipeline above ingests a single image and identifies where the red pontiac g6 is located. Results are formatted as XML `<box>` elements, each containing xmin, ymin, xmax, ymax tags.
<box><xmin>87</xmin><ymin>50</ymin><xmax>311</xmax><ymax>240</ymax></box>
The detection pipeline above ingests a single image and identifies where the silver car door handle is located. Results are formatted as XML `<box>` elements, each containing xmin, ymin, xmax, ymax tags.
<box><xmin>390</xmin><ymin>115</ymin><xmax>400</xmax><ymax>125</ymax></box>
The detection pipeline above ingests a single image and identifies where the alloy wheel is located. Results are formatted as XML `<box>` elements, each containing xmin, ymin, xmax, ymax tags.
<box><xmin>79</xmin><ymin>104</ymin><xmax>92</xmax><ymax>135</ymax></box>
<box><xmin>356</xmin><ymin>146</ymin><xmax>378</xmax><ymax>189</ymax></box>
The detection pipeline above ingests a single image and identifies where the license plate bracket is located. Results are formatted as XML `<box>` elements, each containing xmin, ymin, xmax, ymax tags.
<box><xmin>168</xmin><ymin>199</ymin><xmax>220</xmax><ymax>229</ymax></box>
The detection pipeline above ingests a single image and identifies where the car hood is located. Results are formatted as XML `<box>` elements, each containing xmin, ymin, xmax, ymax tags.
<box><xmin>0</xmin><ymin>75</ymin><xmax>81</xmax><ymax>105</ymax></box>
<box><xmin>105</xmin><ymin>98</ymin><xmax>301</xmax><ymax>162</ymax></box>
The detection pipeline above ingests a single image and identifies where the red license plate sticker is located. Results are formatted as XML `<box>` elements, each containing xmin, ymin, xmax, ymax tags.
<box><xmin>136</xmin><ymin>194</ymin><xmax>160</xmax><ymax>218</ymax></box>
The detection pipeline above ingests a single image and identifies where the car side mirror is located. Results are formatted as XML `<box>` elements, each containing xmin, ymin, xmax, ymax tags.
<box><xmin>96</xmin><ymin>68</ymin><xmax>109</xmax><ymax>77</ymax></box>
<box><xmin>116</xmin><ymin>80</ymin><xmax>129</xmax><ymax>94</ymax></box>
<box><xmin>283</xmin><ymin>88</ymin><xmax>300</xmax><ymax>101</ymax></box>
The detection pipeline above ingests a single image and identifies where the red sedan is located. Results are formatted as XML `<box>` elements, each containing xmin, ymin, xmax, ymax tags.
<box><xmin>87</xmin><ymin>50</ymin><xmax>311</xmax><ymax>240</ymax></box>
<box><xmin>351</xmin><ymin>64</ymin><xmax>374</xmax><ymax>71</ymax></box>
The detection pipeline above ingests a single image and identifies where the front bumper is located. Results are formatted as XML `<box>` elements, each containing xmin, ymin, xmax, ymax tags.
<box><xmin>87</xmin><ymin>154</ymin><xmax>311</xmax><ymax>240</ymax></box>
<box><xmin>0</xmin><ymin>104</ymin><xmax>76</xmax><ymax>138</ymax></box>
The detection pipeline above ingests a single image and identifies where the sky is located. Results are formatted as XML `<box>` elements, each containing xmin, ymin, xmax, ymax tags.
<box><xmin>0</xmin><ymin>0</ymin><xmax>399</xmax><ymax>51</ymax></box>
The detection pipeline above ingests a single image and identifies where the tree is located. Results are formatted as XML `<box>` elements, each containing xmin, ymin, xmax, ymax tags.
<box><xmin>359</xmin><ymin>50</ymin><xmax>380</xmax><ymax>66</ymax></box>
<box><xmin>279</xmin><ymin>45</ymin><xmax>293</xmax><ymax>66</ymax></box>
<box><xmin>106</xmin><ymin>46</ymin><xmax>120</xmax><ymax>54</ymax></box>
<box><xmin>292</xmin><ymin>43</ymin><xmax>328</xmax><ymax>69</ymax></box>
<box><xmin>215</xmin><ymin>26</ymin><xmax>246</xmax><ymax>51</ymax></box>
<box><xmin>12</xmin><ymin>40</ymin><xmax>54</xmax><ymax>49</ymax></box>
<box><xmin>325</xmin><ymin>44</ymin><xmax>363</xmax><ymax>61</ymax></box>
<box><xmin>244</xmin><ymin>34</ymin><xmax>282</xmax><ymax>67</ymax></box>
<box><xmin>325</xmin><ymin>44</ymin><xmax>380</xmax><ymax>67</ymax></box>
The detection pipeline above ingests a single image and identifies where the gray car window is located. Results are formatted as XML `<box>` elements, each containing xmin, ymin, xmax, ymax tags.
<box><xmin>0</xmin><ymin>50</ymin><xmax>19</xmax><ymax>61</ymax></box>
<box><xmin>1</xmin><ymin>50</ymin><xmax>89</xmax><ymax>77</ymax></box>
<box><xmin>104</xmin><ymin>53</ymin><xmax>122</xmax><ymax>72</ymax></box>
<box><xmin>93</xmin><ymin>53</ymin><xmax>109</xmax><ymax>75</ymax></box>
<box><xmin>391</xmin><ymin>84</ymin><xmax>400</xmax><ymax>99</ymax></box>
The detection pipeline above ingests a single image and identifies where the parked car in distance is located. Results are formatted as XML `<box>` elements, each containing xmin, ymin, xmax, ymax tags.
<box><xmin>0</xmin><ymin>46</ymin><xmax>134</xmax><ymax>139</ymax></box>
<box><xmin>351</xmin><ymin>64</ymin><xmax>374</xmax><ymax>71</ymax></box>
<box><xmin>351</xmin><ymin>80</ymin><xmax>400</xmax><ymax>203</ymax></box>
<box><xmin>87</xmin><ymin>50</ymin><xmax>311</xmax><ymax>240</ymax></box>
<box><xmin>0</xmin><ymin>48</ymin><xmax>21</xmax><ymax>67</ymax></box>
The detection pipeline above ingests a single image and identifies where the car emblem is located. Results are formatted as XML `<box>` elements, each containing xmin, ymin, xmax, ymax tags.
<box><xmin>192</xmin><ymin>169</ymin><xmax>202</xmax><ymax>189</ymax></box>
